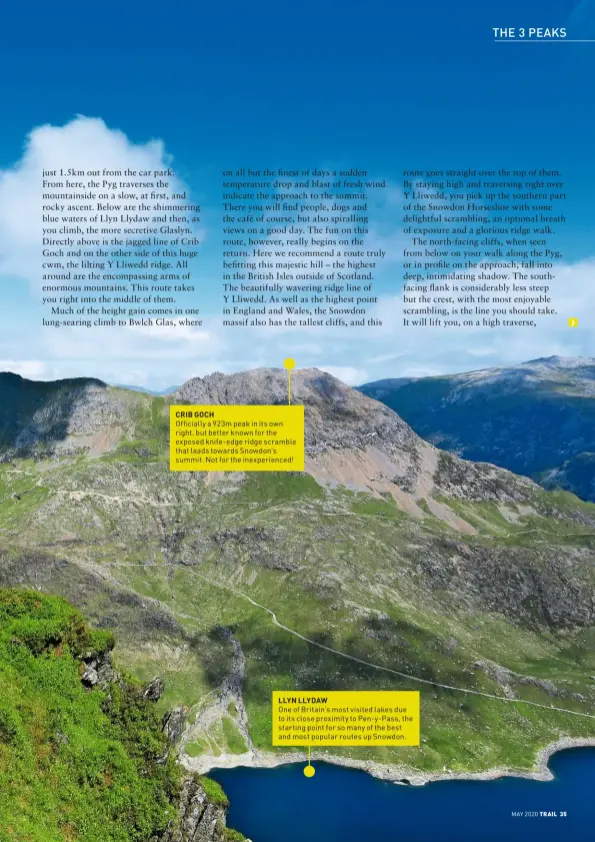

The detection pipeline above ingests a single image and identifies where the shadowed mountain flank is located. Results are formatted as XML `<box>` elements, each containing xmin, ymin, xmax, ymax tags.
<box><xmin>359</xmin><ymin>356</ymin><xmax>595</xmax><ymax>501</ymax></box>
<box><xmin>0</xmin><ymin>373</ymin><xmax>112</xmax><ymax>458</ymax></box>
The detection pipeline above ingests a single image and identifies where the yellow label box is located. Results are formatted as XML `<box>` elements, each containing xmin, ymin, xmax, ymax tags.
<box><xmin>170</xmin><ymin>405</ymin><xmax>305</xmax><ymax>472</ymax></box>
<box><xmin>272</xmin><ymin>690</ymin><xmax>420</xmax><ymax>746</ymax></box>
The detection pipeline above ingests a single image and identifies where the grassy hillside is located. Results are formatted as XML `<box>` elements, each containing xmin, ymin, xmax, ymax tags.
<box><xmin>0</xmin><ymin>588</ymin><xmax>182</xmax><ymax>842</ymax></box>
<box><xmin>2</xmin><ymin>449</ymin><xmax>595</xmax><ymax>776</ymax></box>
<box><xmin>0</xmin><ymin>588</ymin><xmax>247</xmax><ymax>842</ymax></box>
<box><xmin>1</xmin><ymin>369</ymin><xmax>594</xmax><ymax>781</ymax></box>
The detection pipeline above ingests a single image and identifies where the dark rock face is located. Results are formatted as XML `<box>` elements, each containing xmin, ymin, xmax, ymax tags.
<box><xmin>144</xmin><ymin>676</ymin><xmax>165</xmax><ymax>701</ymax></box>
<box><xmin>75</xmin><ymin>658</ymin><xmax>238</xmax><ymax>842</ymax></box>
<box><xmin>96</xmin><ymin>659</ymin><xmax>120</xmax><ymax>689</ymax></box>
<box><xmin>153</xmin><ymin>776</ymin><xmax>232</xmax><ymax>842</ymax></box>
<box><xmin>81</xmin><ymin>649</ymin><xmax>122</xmax><ymax>690</ymax></box>
<box><xmin>409</xmin><ymin>537</ymin><xmax>595</xmax><ymax>629</ymax></box>
<box><xmin>162</xmin><ymin>707</ymin><xmax>187</xmax><ymax>744</ymax></box>
<box><xmin>210</xmin><ymin>526</ymin><xmax>300</xmax><ymax>571</ymax></box>
<box><xmin>0</xmin><ymin>373</ymin><xmax>122</xmax><ymax>458</ymax></box>
<box><xmin>81</xmin><ymin>664</ymin><xmax>98</xmax><ymax>686</ymax></box>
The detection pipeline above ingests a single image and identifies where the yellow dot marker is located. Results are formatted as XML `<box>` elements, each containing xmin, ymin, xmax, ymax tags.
<box><xmin>284</xmin><ymin>358</ymin><xmax>296</xmax><ymax>405</ymax></box>
<box><xmin>568</xmin><ymin>317</ymin><xmax>579</xmax><ymax>328</ymax></box>
<box><xmin>304</xmin><ymin>745</ymin><xmax>315</xmax><ymax>777</ymax></box>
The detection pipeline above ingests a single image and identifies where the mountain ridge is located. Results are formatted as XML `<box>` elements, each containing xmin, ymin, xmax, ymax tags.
<box><xmin>359</xmin><ymin>355</ymin><xmax>595</xmax><ymax>501</ymax></box>
<box><xmin>1</xmin><ymin>364</ymin><xmax>595</xmax><ymax>783</ymax></box>
<box><xmin>0</xmin><ymin>366</ymin><xmax>545</xmax><ymax>531</ymax></box>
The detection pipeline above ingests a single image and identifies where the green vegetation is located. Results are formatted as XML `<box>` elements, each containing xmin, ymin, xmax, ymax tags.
<box><xmin>185</xmin><ymin>739</ymin><xmax>208</xmax><ymax>757</ymax></box>
<box><xmin>221</xmin><ymin>829</ymin><xmax>247</xmax><ymax>841</ymax></box>
<box><xmin>199</xmin><ymin>775</ymin><xmax>229</xmax><ymax>807</ymax></box>
<box><xmin>222</xmin><ymin>717</ymin><xmax>248</xmax><ymax>754</ymax></box>
<box><xmin>111</xmin><ymin>394</ymin><xmax>170</xmax><ymax>462</ymax></box>
<box><xmin>0</xmin><ymin>588</ymin><xmax>181</xmax><ymax>841</ymax></box>
<box><xmin>4</xmin><ymin>453</ymin><xmax>595</xmax><ymax>779</ymax></box>
<box><xmin>235</xmin><ymin>471</ymin><xmax>325</xmax><ymax>504</ymax></box>
<box><xmin>0</xmin><ymin>588</ymin><xmax>246</xmax><ymax>842</ymax></box>
<box><xmin>2</xmin><ymin>371</ymin><xmax>595</xmax><ymax>784</ymax></box>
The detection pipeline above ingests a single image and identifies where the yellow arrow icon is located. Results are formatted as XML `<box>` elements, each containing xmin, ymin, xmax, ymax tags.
<box><xmin>568</xmin><ymin>317</ymin><xmax>579</xmax><ymax>328</ymax></box>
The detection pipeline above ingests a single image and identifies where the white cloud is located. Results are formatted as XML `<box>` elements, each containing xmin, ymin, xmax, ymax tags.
<box><xmin>0</xmin><ymin>117</ymin><xmax>218</xmax><ymax>387</ymax></box>
<box><xmin>0</xmin><ymin>360</ymin><xmax>53</xmax><ymax>379</ymax></box>
<box><xmin>0</xmin><ymin>116</ymin><xmax>194</xmax><ymax>288</ymax></box>
<box><xmin>319</xmin><ymin>365</ymin><xmax>369</xmax><ymax>385</ymax></box>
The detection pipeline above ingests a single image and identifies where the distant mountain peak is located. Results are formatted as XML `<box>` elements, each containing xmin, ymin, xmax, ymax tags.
<box><xmin>174</xmin><ymin>366</ymin><xmax>419</xmax><ymax>455</ymax></box>
<box><xmin>0</xmin><ymin>371</ymin><xmax>106</xmax><ymax>388</ymax></box>
<box><xmin>524</xmin><ymin>355</ymin><xmax>595</xmax><ymax>369</ymax></box>
<box><xmin>359</xmin><ymin>356</ymin><xmax>595</xmax><ymax>502</ymax></box>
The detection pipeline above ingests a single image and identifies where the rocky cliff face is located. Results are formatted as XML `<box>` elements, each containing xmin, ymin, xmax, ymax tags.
<box><xmin>0</xmin><ymin>366</ymin><xmax>547</xmax><ymax>532</ymax></box>
<box><xmin>0</xmin><ymin>372</ymin><xmax>135</xmax><ymax>459</ymax></box>
<box><xmin>153</xmin><ymin>776</ymin><xmax>240</xmax><ymax>842</ymax></box>
<box><xmin>86</xmin><ymin>652</ymin><xmax>244</xmax><ymax>842</ymax></box>
<box><xmin>174</xmin><ymin>367</ymin><xmax>543</xmax><ymax>522</ymax></box>
<box><xmin>175</xmin><ymin>367</ymin><xmax>418</xmax><ymax>456</ymax></box>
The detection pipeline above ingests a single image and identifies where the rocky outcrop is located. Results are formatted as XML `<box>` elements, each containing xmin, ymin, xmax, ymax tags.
<box><xmin>81</xmin><ymin>648</ymin><xmax>121</xmax><ymax>690</ymax></box>
<box><xmin>163</xmin><ymin>706</ymin><xmax>188</xmax><ymax>744</ymax></box>
<box><xmin>175</xmin><ymin>367</ymin><xmax>419</xmax><ymax>458</ymax></box>
<box><xmin>0</xmin><ymin>373</ymin><xmax>132</xmax><ymax>459</ymax></box>
<box><xmin>76</xmin><ymin>658</ymin><xmax>243</xmax><ymax>842</ymax></box>
<box><xmin>0</xmin><ymin>366</ymin><xmax>551</xmax><ymax>516</ymax></box>
<box><xmin>473</xmin><ymin>658</ymin><xmax>590</xmax><ymax>702</ymax></box>
<box><xmin>145</xmin><ymin>676</ymin><xmax>165</xmax><ymax>701</ymax></box>
<box><xmin>174</xmin><ymin>367</ymin><xmax>539</xmax><ymax>509</ymax></box>
<box><xmin>153</xmin><ymin>775</ymin><xmax>245</xmax><ymax>842</ymax></box>
<box><xmin>409</xmin><ymin>537</ymin><xmax>595</xmax><ymax>628</ymax></box>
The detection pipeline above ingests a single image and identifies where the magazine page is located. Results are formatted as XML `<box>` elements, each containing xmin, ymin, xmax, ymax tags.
<box><xmin>1</xmin><ymin>1</ymin><xmax>594</xmax><ymax>840</ymax></box>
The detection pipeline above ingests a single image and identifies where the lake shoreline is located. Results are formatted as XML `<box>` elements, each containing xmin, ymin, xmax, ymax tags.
<box><xmin>182</xmin><ymin>736</ymin><xmax>595</xmax><ymax>786</ymax></box>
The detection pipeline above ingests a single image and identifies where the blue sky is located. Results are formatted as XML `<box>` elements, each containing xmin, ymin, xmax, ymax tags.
<box><xmin>1</xmin><ymin>0</ymin><xmax>594</xmax><ymax>388</ymax></box>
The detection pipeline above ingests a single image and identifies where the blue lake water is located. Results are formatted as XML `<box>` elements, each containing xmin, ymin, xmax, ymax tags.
<box><xmin>211</xmin><ymin>748</ymin><xmax>595</xmax><ymax>841</ymax></box>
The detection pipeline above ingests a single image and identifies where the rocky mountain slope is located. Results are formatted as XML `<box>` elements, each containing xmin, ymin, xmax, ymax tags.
<box><xmin>0</xmin><ymin>366</ymin><xmax>595</xmax><ymax>795</ymax></box>
<box><xmin>359</xmin><ymin>356</ymin><xmax>595</xmax><ymax>502</ymax></box>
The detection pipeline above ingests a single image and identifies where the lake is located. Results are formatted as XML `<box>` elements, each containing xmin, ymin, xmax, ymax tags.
<box><xmin>211</xmin><ymin>748</ymin><xmax>595</xmax><ymax>841</ymax></box>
